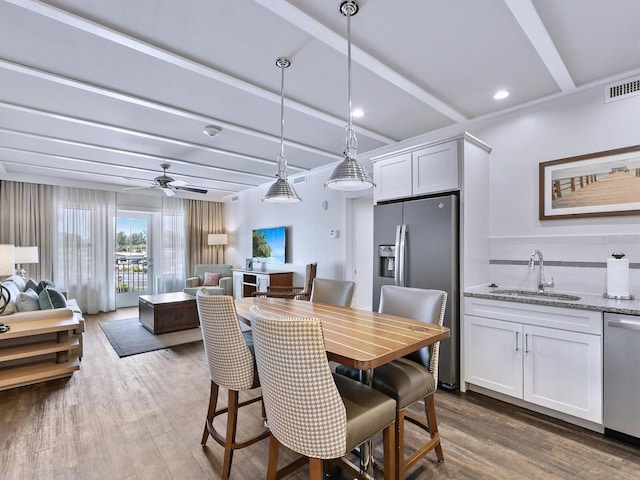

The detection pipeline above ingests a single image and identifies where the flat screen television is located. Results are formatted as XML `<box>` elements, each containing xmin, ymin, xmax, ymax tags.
<box><xmin>252</xmin><ymin>226</ymin><xmax>286</xmax><ymax>264</ymax></box>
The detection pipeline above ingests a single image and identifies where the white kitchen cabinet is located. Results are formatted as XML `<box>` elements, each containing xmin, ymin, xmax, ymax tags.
<box><xmin>372</xmin><ymin>140</ymin><xmax>458</xmax><ymax>203</ymax></box>
<box><xmin>412</xmin><ymin>142</ymin><xmax>458</xmax><ymax>196</ymax></box>
<box><xmin>372</xmin><ymin>152</ymin><xmax>412</xmax><ymax>202</ymax></box>
<box><xmin>463</xmin><ymin>298</ymin><xmax>602</xmax><ymax>424</ymax></box>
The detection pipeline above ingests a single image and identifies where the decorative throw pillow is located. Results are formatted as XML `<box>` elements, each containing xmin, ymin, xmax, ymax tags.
<box><xmin>36</xmin><ymin>280</ymin><xmax>56</xmax><ymax>294</ymax></box>
<box><xmin>6</xmin><ymin>275</ymin><xmax>26</xmax><ymax>292</ymax></box>
<box><xmin>15</xmin><ymin>289</ymin><xmax>40</xmax><ymax>312</ymax></box>
<box><xmin>38</xmin><ymin>286</ymin><xmax>68</xmax><ymax>310</ymax></box>
<box><xmin>203</xmin><ymin>272</ymin><xmax>221</xmax><ymax>286</ymax></box>
<box><xmin>25</xmin><ymin>278</ymin><xmax>38</xmax><ymax>292</ymax></box>
<box><xmin>0</xmin><ymin>281</ymin><xmax>20</xmax><ymax>316</ymax></box>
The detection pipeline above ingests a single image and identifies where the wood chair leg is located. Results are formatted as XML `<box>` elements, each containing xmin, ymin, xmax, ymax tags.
<box><xmin>395</xmin><ymin>410</ymin><xmax>405</xmax><ymax>480</ymax></box>
<box><xmin>222</xmin><ymin>389</ymin><xmax>240</xmax><ymax>480</ymax></box>
<box><xmin>201</xmin><ymin>381</ymin><xmax>220</xmax><ymax>445</ymax></box>
<box><xmin>308</xmin><ymin>458</ymin><xmax>323</xmax><ymax>480</ymax></box>
<box><xmin>267</xmin><ymin>433</ymin><xmax>280</xmax><ymax>480</ymax></box>
<box><xmin>425</xmin><ymin>393</ymin><xmax>444</xmax><ymax>463</ymax></box>
<box><xmin>382</xmin><ymin>421</ymin><xmax>395</xmax><ymax>480</ymax></box>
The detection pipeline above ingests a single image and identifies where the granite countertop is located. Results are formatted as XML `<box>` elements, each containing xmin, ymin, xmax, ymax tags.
<box><xmin>464</xmin><ymin>284</ymin><xmax>640</xmax><ymax>316</ymax></box>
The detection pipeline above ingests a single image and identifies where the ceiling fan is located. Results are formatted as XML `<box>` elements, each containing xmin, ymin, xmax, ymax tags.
<box><xmin>125</xmin><ymin>163</ymin><xmax>208</xmax><ymax>196</ymax></box>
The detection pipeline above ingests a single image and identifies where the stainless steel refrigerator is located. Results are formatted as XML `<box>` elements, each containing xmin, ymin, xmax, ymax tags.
<box><xmin>373</xmin><ymin>194</ymin><xmax>459</xmax><ymax>389</ymax></box>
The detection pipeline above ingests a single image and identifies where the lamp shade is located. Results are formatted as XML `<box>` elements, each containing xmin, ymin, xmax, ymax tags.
<box><xmin>208</xmin><ymin>234</ymin><xmax>228</xmax><ymax>246</ymax></box>
<box><xmin>325</xmin><ymin>156</ymin><xmax>375</xmax><ymax>191</ymax></box>
<box><xmin>15</xmin><ymin>246</ymin><xmax>39</xmax><ymax>264</ymax></box>
<box><xmin>0</xmin><ymin>244</ymin><xmax>16</xmax><ymax>275</ymax></box>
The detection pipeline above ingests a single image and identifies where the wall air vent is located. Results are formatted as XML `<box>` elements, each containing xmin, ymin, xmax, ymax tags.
<box><xmin>293</xmin><ymin>175</ymin><xmax>307</xmax><ymax>184</ymax></box>
<box><xmin>605</xmin><ymin>76</ymin><xmax>640</xmax><ymax>103</ymax></box>
<box><xmin>231</xmin><ymin>196</ymin><xmax>239</xmax><ymax>202</ymax></box>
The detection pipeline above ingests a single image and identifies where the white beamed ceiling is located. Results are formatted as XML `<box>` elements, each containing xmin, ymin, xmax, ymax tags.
<box><xmin>1</xmin><ymin>0</ymin><xmax>640</xmax><ymax>200</ymax></box>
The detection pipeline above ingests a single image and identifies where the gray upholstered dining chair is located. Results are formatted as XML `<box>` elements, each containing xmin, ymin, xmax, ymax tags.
<box><xmin>336</xmin><ymin>285</ymin><xmax>447</xmax><ymax>479</ymax></box>
<box><xmin>196</xmin><ymin>291</ymin><xmax>269</xmax><ymax>480</ymax></box>
<box><xmin>309</xmin><ymin>278</ymin><xmax>355</xmax><ymax>307</ymax></box>
<box><xmin>249</xmin><ymin>305</ymin><xmax>396</xmax><ymax>480</ymax></box>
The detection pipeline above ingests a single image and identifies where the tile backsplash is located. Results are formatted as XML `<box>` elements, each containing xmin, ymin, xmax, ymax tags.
<box><xmin>489</xmin><ymin>234</ymin><xmax>640</xmax><ymax>296</ymax></box>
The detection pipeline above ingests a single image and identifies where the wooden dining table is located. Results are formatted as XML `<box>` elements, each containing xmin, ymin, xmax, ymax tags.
<box><xmin>235</xmin><ymin>296</ymin><xmax>450</xmax><ymax>371</ymax></box>
<box><xmin>235</xmin><ymin>296</ymin><xmax>450</xmax><ymax>475</ymax></box>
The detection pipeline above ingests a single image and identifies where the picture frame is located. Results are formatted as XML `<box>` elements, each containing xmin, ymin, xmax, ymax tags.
<box><xmin>539</xmin><ymin>145</ymin><xmax>640</xmax><ymax>220</ymax></box>
<box><xmin>245</xmin><ymin>258</ymin><xmax>253</xmax><ymax>270</ymax></box>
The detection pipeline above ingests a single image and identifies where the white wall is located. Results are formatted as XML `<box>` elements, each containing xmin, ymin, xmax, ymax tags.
<box><xmin>226</xmin><ymin>84</ymin><xmax>640</xmax><ymax>297</ymax></box>
<box><xmin>224</xmin><ymin>165</ymin><xmax>362</xmax><ymax>286</ymax></box>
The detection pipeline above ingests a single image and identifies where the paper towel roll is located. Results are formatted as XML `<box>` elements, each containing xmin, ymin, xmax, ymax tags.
<box><xmin>607</xmin><ymin>258</ymin><xmax>630</xmax><ymax>297</ymax></box>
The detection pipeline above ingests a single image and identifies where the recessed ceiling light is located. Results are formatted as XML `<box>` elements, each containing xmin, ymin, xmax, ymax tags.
<box><xmin>352</xmin><ymin>108</ymin><xmax>364</xmax><ymax>118</ymax></box>
<box><xmin>493</xmin><ymin>90</ymin><xmax>510</xmax><ymax>100</ymax></box>
<box><xmin>203</xmin><ymin>125</ymin><xmax>222</xmax><ymax>137</ymax></box>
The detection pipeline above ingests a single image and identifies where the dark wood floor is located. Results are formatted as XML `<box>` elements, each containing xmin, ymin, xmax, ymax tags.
<box><xmin>1</xmin><ymin>307</ymin><xmax>638</xmax><ymax>479</ymax></box>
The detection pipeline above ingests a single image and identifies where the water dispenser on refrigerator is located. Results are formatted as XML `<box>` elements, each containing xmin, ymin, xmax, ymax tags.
<box><xmin>378</xmin><ymin>245</ymin><xmax>396</xmax><ymax>278</ymax></box>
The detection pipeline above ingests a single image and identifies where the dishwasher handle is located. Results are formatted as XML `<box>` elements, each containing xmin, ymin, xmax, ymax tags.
<box><xmin>607</xmin><ymin>316</ymin><xmax>640</xmax><ymax>332</ymax></box>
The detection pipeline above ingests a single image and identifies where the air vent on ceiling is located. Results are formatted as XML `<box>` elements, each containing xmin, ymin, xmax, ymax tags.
<box><xmin>605</xmin><ymin>76</ymin><xmax>640</xmax><ymax>103</ymax></box>
<box><xmin>293</xmin><ymin>175</ymin><xmax>307</xmax><ymax>184</ymax></box>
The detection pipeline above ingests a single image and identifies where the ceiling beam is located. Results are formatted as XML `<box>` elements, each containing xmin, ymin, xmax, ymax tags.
<box><xmin>0</xmin><ymin>128</ymin><xmax>275</xmax><ymax>181</ymax></box>
<box><xmin>504</xmin><ymin>0</ymin><xmax>575</xmax><ymax>92</ymax></box>
<box><xmin>6</xmin><ymin>0</ymin><xmax>394</xmax><ymax>145</ymax></box>
<box><xmin>0</xmin><ymin>147</ymin><xmax>250</xmax><ymax>190</ymax></box>
<box><xmin>254</xmin><ymin>0</ymin><xmax>468</xmax><ymax>123</ymax></box>
<box><xmin>0</xmin><ymin>101</ymin><xmax>310</xmax><ymax>172</ymax></box>
<box><xmin>0</xmin><ymin>59</ymin><xmax>333</xmax><ymax>164</ymax></box>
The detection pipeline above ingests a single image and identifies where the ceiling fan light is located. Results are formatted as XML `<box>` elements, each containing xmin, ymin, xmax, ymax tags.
<box><xmin>263</xmin><ymin>178</ymin><xmax>302</xmax><ymax>203</ymax></box>
<box><xmin>325</xmin><ymin>155</ymin><xmax>374</xmax><ymax>191</ymax></box>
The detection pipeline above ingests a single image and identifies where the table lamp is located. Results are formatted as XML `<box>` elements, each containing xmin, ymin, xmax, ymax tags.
<box><xmin>0</xmin><ymin>244</ymin><xmax>16</xmax><ymax>315</ymax></box>
<box><xmin>208</xmin><ymin>233</ymin><xmax>228</xmax><ymax>264</ymax></box>
<box><xmin>15</xmin><ymin>246</ymin><xmax>39</xmax><ymax>279</ymax></box>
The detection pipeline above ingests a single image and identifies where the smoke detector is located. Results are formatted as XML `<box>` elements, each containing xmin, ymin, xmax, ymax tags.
<box><xmin>203</xmin><ymin>125</ymin><xmax>222</xmax><ymax>137</ymax></box>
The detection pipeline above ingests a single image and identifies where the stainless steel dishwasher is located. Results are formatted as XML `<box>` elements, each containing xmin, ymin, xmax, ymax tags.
<box><xmin>604</xmin><ymin>312</ymin><xmax>640</xmax><ymax>445</ymax></box>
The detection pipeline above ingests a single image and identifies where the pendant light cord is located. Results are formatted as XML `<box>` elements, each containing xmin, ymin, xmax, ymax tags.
<box><xmin>344</xmin><ymin>1</ymin><xmax>357</xmax><ymax>161</ymax></box>
<box><xmin>280</xmin><ymin>60</ymin><xmax>285</xmax><ymax>160</ymax></box>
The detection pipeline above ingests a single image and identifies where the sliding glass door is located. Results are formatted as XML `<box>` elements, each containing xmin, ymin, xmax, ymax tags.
<box><xmin>115</xmin><ymin>213</ymin><xmax>153</xmax><ymax>308</ymax></box>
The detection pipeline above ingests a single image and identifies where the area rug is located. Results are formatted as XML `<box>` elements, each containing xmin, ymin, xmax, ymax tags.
<box><xmin>99</xmin><ymin>317</ymin><xmax>203</xmax><ymax>358</ymax></box>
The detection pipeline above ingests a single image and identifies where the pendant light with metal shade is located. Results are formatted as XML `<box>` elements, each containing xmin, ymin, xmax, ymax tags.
<box><xmin>325</xmin><ymin>0</ymin><xmax>374</xmax><ymax>191</ymax></box>
<box><xmin>263</xmin><ymin>57</ymin><xmax>302</xmax><ymax>203</ymax></box>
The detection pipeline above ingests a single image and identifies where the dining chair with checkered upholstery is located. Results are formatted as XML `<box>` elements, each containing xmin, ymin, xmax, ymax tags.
<box><xmin>336</xmin><ymin>285</ymin><xmax>448</xmax><ymax>480</ymax></box>
<box><xmin>196</xmin><ymin>291</ymin><xmax>269</xmax><ymax>480</ymax></box>
<box><xmin>249</xmin><ymin>305</ymin><xmax>396</xmax><ymax>480</ymax></box>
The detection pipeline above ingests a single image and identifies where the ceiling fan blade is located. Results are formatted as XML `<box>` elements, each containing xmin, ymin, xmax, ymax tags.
<box><xmin>161</xmin><ymin>187</ymin><xmax>176</xmax><ymax>196</ymax></box>
<box><xmin>175</xmin><ymin>185</ymin><xmax>208</xmax><ymax>194</ymax></box>
<box><xmin>170</xmin><ymin>180</ymin><xmax>188</xmax><ymax>187</ymax></box>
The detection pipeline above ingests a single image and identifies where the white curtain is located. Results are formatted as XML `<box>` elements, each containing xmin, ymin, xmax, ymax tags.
<box><xmin>52</xmin><ymin>186</ymin><xmax>116</xmax><ymax>314</ymax></box>
<box><xmin>156</xmin><ymin>196</ymin><xmax>186</xmax><ymax>293</ymax></box>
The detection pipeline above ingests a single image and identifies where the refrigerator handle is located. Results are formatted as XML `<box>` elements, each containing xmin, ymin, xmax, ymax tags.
<box><xmin>394</xmin><ymin>225</ymin><xmax>402</xmax><ymax>285</ymax></box>
<box><xmin>398</xmin><ymin>224</ymin><xmax>407</xmax><ymax>286</ymax></box>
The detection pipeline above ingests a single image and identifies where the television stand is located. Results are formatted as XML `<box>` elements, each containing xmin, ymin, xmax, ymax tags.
<box><xmin>232</xmin><ymin>269</ymin><xmax>293</xmax><ymax>299</ymax></box>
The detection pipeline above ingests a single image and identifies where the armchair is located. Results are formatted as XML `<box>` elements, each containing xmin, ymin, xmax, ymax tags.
<box><xmin>184</xmin><ymin>264</ymin><xmax>233</xmax><ymax>296</ymax></box>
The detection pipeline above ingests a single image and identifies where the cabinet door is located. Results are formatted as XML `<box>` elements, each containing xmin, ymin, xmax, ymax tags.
<box><xmin>373</xmin><ymin>152</ymin><xmax>412</xmax><ymax>203</ymax></box>
<box><xmin>464</xmin><ymin>315</ymin><xmax>523</xmax><ymax>398</ymax></box>
<box><xmin>412</xmin><ymin>141</ymin><xmax>458</xmax><ymax>195</ymax></box>
<box><xmin>256</xmin><ymin>274</ymin><xmax>269</xmax><ymax>292</ymax></box>
<box><xmin>523</xmin><ymin>325</ymin><xmax>602</xmax><ymax>423</ymax></box>
<box><xmin>233</xmin><ymin>272</ymin><xmax>243</xmax><ymax>299</ymax></box>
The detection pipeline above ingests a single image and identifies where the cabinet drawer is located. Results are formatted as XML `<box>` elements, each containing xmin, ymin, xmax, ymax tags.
<box><xmin>464</xmin><ymin>297</ymin><xmax>602</xmax><ymax>335</ymax></box>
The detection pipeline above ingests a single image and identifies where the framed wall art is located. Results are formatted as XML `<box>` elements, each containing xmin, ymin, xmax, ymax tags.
<box><xmin>539</xmin><ymin>145</ymin><xmax>640</xmax><ymax>220</ymax></box>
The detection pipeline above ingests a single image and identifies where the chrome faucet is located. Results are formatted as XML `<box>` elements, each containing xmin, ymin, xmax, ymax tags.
<box><xmin>528</xmin><ymin>249</ymin><xmax>554</xmax><ymax>292</ymax></box>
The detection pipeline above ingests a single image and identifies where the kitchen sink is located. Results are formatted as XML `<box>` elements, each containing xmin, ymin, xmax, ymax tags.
<box><xmin>491</xmin><ymin>289</ymin><xmax>581</xmax><ymax>301</ymax></box>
